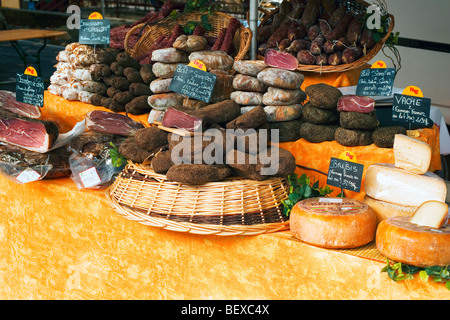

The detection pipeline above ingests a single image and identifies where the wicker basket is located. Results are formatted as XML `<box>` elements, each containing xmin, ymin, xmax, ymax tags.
<box><xmin>105</xmin><ymin>162</ymin><xmax>290</xmax><ymax>236</ymax></box>
<box><xmin>258</xmin><ymin>0</ymin><xmax>395</xmax><ymax>73</ymax></box>
<box><xmin>124</xmin><ymin>11</ymin><xmax>252</xmax><ymax>61</ymax></box>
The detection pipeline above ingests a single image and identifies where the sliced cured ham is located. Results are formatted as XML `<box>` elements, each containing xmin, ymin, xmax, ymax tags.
<box><xmin>337</xmin><ymin>95</ymin><xmax>375</xmax><ymax>113</ymax></box>
<box><xmin>161</xmin><ymin>107</ymin><xmax>203</xmax><ymax>131</ymax></box>
<box><xmin>0</xmin><ymin>115</ymin><xmax>59</xmax><ymax>153</ymax></box>
<box><xmin>0</xmin><ymin>90</ymin><xmax>41</xmax><ymax>119</ymax></box>
<box><xmin>264</xmin><ymin>49</ymin><xmax>299</xmax><ymax>71</ymax></box>
<box><xmin>85</xmin><ymin>110</ymin><xmax>145</xmax><ymax>136</ymax></box>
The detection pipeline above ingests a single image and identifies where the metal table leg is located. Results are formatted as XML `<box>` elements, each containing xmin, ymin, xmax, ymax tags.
<box><xmin>9</xmin><ymin>38</ymin><xmax>48</xmax><ymax>76</ymax></box>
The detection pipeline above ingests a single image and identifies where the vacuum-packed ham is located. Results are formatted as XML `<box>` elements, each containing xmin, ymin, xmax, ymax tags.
<box><xmin>85</xmin><ymin>110</ymin><xmax>145</xmax><ymax>136</ymax></box>
<box><xmin>337</xmin><ymin>95</ymin><xmax>375</xmax><ymax>113</ymax></box>
<box><xmin>264</xmin><ymin>49</ymin><xmax>299</xmax><ymax>71</ymax></box>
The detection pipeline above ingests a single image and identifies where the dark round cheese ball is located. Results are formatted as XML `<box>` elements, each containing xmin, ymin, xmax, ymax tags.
<box><xmin>372</xmin><ymin>126</ymin><xmax>408</xmax><ymax>148</ymax></box>
<box><xmin>305</xmin><ymin>83</ymin><xmax>342</xmax><ymax>110</ymax></box>
<box><xmin>302</xmin><ymin>102</ymin><xmax>339</xmax><ymax>125</ymax></box>
<box><xmin>339</xmin><ymin>110</ymin><xmax>378</xmax><ymax>130</ymax></box>
<box><xmin>299</xmin><ymin>122</ymin><xmax>337</xmax><ymax>143</ymax></box>
<box><xmin>335</xmin><ymin>127</ymin><xmax>373</xmax><ymax>147</ymax></box>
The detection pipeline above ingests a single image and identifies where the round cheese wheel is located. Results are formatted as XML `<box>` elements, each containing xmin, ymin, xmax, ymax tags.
<box><xmin>290</xmin><ymin>197</ymin><xmax>377</xmax><ymax>249</ymax></box>
<box><xmin>363</xmin><ymin>195</ymin><xmax>417</xmax><ymax>224</ymax></box>
<box><xmin>376</xmin><ymin>216</ymin><xmax>450</xmax><ymax>267</ymax></box>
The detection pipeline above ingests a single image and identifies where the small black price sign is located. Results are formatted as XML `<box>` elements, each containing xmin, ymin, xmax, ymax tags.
<box><xmin>326</xmin><ymin>157</ymin><xmax>364</xmax><ymax>193</ymax></box>
<box><xmin>169</xmin><ymin>64</ymin><xmax>217</xmax><ymax>103</ymax></box>
<box><xmin>15</xmin><ymin>72</ymin><xmax>44</xmax><ymax>107</ymax></box>
<box><xmin>79</xmin><ymin>19</ymin><xmax>110</xmax><ymax>45</ymax></box>
<box><xmin>356</xmin><ymin>68</ymin><xmax>396</xmax><ymax>96</ymax></box>
<box><xmin>392</xmin><ymin>93</ymin><xmax>431</xmax><ymax>128</ymax></box>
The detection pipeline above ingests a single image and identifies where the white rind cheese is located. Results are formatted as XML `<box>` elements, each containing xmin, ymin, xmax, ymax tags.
<box><xmin>364</xmin><ymin>163</ymin><xmax>447</xmax><ymax>207</ymax></box>
<box><xmin>393</xmin><ymin>134</ymin><xmax>432</xmax><ymax>174</ymax></box>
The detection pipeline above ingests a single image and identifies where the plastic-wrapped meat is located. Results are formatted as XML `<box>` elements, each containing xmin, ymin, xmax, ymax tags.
<box><xmin>0</xmin><ymin>141</ymin><xmax>71</xmax><ymax>179</ymax></box>
<box><xmin>337</xmin><ymin>95</ymin><xmax>375</xmax><ymax>113</ymax></box>
<box><xmin>85</xmin><ymin>110</ymin><xmax>145</xmax><ymax>136</ymax></box>
<box><xmin>0</xmin><ymin>90</ymin><xmax>41</xmax><ymax>119</ymax></box>
<box><xmin>264</xmin><ymin>49</ymin><xmax>299</xmax><ymax>71</ymax></box>
<box><xmin>69</xmin><ymin>131</ymin><xmax>126</xmax><ymax>159</ymax></box>
<box><xmin>0</xmin><ymin>109</ymin><xmax>59</xmax><ymax>153</ymax></box>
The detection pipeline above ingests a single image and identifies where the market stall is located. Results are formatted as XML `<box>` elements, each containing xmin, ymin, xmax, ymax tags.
<box><xmin>0</xmin><ymin>0</ymin><xmax>449</xmax><ymax>300</ymax></box>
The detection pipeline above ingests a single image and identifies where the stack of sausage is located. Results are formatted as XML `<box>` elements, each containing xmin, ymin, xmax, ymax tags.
<box><xmin>89</xmin><ymin>51</ymin><xmax>155</xmax><ymax>115</ymax></box>
<box><xmin>48</xmin><ymin>43</ymin><xmax>108</xmax><ymax>103</ymax></box>
<box><xmin>118</xmin><ymin>99</ymin><xmax>297</xmax><ymax>185</ymax></box>
<box><xmin>230</xmin><ymin>60</ymin><xmax>306</xmax><ymax>142</ymax></box>
<box><xmin>257</xmin><ymin>0</ymin><xmax>377</xmax><ymax>67</ymax></box>
<box><xmin>147</xmin><ymin>38</ymin><xmax>236</xmax><ymax>123</ymax></box>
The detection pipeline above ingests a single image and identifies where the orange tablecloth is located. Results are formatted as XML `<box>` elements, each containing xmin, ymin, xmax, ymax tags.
<box><xmin>0</xmin><ymin>176</ymin><xmax>449</xmax><ymax>300</ymax></box>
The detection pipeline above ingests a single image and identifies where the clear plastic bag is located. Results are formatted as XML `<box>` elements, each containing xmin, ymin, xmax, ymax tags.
<box><xmin>69</xmin><ymin>152</ymin><xmax>124</xmax><ymax>189</ymax></box>
<box><xmin>0</xmin><ymin>162</ymin><xmax>52</xmax><ymax>184</ymax></box>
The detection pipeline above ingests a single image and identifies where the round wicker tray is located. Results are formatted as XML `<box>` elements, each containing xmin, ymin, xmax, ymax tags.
<box><xmin>124</xmin><ymin>11</ymin><xmax>252</xmax><ymax>61</ymax></box>
<box><xmin>258</xmin><ymin>0</ymin><xmax>395</xmax><ymax>73</ymax></box>
<box><xmin>105</xmin><ymin>162</ymin><xmax>290</xmax><ymax>236</ymax></box>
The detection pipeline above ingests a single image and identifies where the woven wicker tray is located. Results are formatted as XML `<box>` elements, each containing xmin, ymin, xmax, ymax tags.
<box><xmin>258</xmin><ymin>0</ymin><xmax>395</xmax><ymax>73</ymax></box>
<box><xmin>106</xmin><ymin>162</ymin><xmax>290</xmax><ymax>236</ymax></box>
<box><xmin>125</xmin><ymin>11</ymin><xmax>252</xmax><ymax>61</ymax></box>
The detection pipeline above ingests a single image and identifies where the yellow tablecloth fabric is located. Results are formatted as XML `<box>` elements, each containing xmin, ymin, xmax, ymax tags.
<box><xmin>1</xmin><ymin>176</ymin><xmax>449</xmax><ymax>300</ymax></box>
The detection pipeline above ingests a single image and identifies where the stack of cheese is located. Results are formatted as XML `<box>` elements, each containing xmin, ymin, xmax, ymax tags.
<box><xmin>48</xmin><ymin>43</ymin><xmax>106</xmax><ymax>103</ymax></box>
<box><xmin>373</xmin><ymin>134</ymin><xmax>450</xmax><ymax>267</ymax></box>
<box><xmin>363</xmin><ymin>134</ymin><xmax>447</xmax><ymax>224</ymax></box>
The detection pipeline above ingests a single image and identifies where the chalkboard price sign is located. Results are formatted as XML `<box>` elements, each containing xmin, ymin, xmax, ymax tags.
<box><xmin>392</xmin><ymin>93</ymin><xmax>431</xmax><ymax>127</ymax></box>
<box><xmin>169</xmin><ymin>64</ymin><xmax>217</xmax><ymax>103</ymax></box>
<box><xmin>15</xmin><ymin>73</ymin><xmax>44</xmax><ymax>107</ymax></box>
<box><xmin>79</xmin><ymin>19</ymin><xmax>110</xmax><ymax>45</ymax></box>
<box><xmin>355</xmin><ymin>68</ymin><xmax>396</xmax><ymax>96</ymax></box>
<box><xmin>326</xmin><ymin>157</ymin><xmax>364</xmax><ymax>193</ymax></box>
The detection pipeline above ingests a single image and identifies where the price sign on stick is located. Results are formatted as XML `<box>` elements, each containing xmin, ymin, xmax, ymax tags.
<box><xmin>327</xmin><ymin>157</ymin><xmax>364</xmax><ymax>193</ymax></box>
<box><xmin>356</xmin><ymin>67</ymin><xmax>396</xmax><ymax>96</ymax></box>
<box><xmin>79</xmin><ymin>15</ymin><xmax>110</xmax><ymax>45</ymax></box>
<box><xmin>169</xmin><ymin>63</ymin><xmax>217</xmax><ymax>103</ymax></box>
<box><xmin>392</xmin><ymin>86</ymin><xmax>431</xmax><ymax>129</ymax></box>
<box><xmin>15</xmin><ymin>67</ymin><xmax>44</xmax><ymax>107</ymax></box>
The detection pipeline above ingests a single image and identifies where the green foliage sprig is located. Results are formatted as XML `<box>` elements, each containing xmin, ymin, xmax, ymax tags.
<box><xmin>382</xmin><ymin>259</ymin><xmax>450</xmax><ymax>290</ymax></box>
<box><xmin>282</xmin><ymin>173</ymin><xmax>334</xmax><ymax>217</ymax></box>
<box><xmin>170</xmin><ymin>0</ymin><xmax>217</xmax><ymax>35</ymax></box>
<box><xmin>109</xmin><ymin>142</ymin><xmax>127</xmax><ymax>168</ymax></box>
